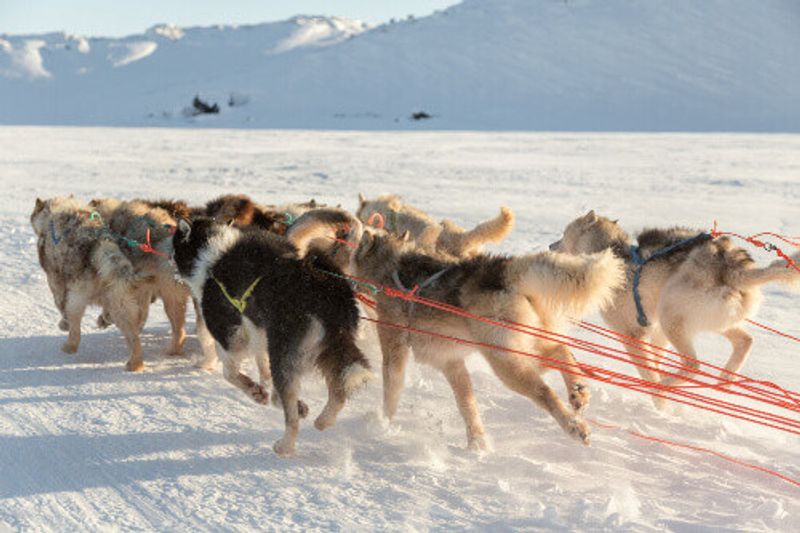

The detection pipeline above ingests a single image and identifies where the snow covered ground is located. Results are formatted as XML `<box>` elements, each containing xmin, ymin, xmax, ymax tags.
<box><xmin>1</xmin><ymin>126</ymin><xmax>799</xmax><ymax>530</ymax></box>
<box><xmin>2</xmin><ymin>0</ymin><xmax>799</xmax><ymax>131</ymax></box>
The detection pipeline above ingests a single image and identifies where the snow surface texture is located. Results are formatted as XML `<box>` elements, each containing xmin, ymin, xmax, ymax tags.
<box><xmin>1</xmin><ymin>127</ymin><xmax>799</xmax><ymax>530</ymax></box>
<box><xmin>1</xmin><ymin>0</ymin><xmax>799</xmax><ymax>131</ymax></box>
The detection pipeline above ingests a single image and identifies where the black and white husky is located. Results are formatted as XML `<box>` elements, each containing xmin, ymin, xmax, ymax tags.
<box><xmin>172</xmin><ymin>217</ymin><xmax>373</xmax><ymax>456</ymax></box>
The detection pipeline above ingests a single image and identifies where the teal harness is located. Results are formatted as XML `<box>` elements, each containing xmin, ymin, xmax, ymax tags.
<box><xmin>629</xmin><ymin>232</ymin><xmax>711</xmax><ymax>327</ymax></box>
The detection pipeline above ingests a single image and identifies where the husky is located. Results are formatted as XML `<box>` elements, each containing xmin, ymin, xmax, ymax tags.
<box><xmin>89</xmin><ymin>198</ymin><xmax>218</xmax><ymax>368</ymax></box>
<box><xmin>171</xmin><ymin>217</ymin><xmax>373</xmax><ymax>456</ymax></box>
<box><xmin>30</xmin><ymin>197</ymin><xmax>153</xmax><ymax>371</ymax></box>
<box><xmin>349</xmin><ymin>228</ymin><xmax>624</xmax><ymax>449</ymax></box>
<box><xmin>356</xmin><ymin>193</ymin><xmax>515</xmax><ymax>258</ymax></box>
<box><xmin>551</xmin><ymin>211</ymin><xmax>800</xmax><ymax>400</ymax></box>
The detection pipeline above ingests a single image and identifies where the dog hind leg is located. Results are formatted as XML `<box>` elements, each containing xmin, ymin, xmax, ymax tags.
<box><xmin>481</xmin><ymin>344</ymin><xmax>591</xmax><ymax>445</ymax></box>
<box><xmin>272</xmin><ymin>369</ymin><xmax>302</xmax><ymax>457</ymax></box>
<box><xmin>441</xmin><ymin>359</ymin><xmax>487</xmax><ymax>450</ymax></box>
<box><xmin>541</xmin><ymin>342</ymin><xmax>591</xmax><ymax>413</ymax></box>
<box><xmin>61</xmin><ymin>288</ymin><xmax>89</xmax><ymax>354</ymax></box>
<box><xmin>720</xmin><ymin>327</ymin><xmax>753</xmax><ymax>384</ymax></box>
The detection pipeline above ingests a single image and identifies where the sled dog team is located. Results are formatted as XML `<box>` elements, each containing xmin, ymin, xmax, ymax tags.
<box><xmin>30</xmin><ymin>194</ymin><xmax>799</xmax><ymax>456</ymax></box>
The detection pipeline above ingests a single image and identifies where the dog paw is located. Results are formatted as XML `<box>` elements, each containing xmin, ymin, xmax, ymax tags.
<box><xmin>273</xmin><ymin>438</ymin><xmax>296</xmax><ymax>457</ymax></box>
<box><xmin>342</xmin><ymin>364</ymin><xmax>374</xmax><ymax>396</ymax></box>
<box><xmin>61</xmin><ymin>341</ymin><xmax>78</xmax><ymax>354</ymax></box>
<box><xmin>195</xmin><ymin>357</ymin><xmax>217</xmax><ymax>371</ymax></box>
<box><xmin>569</xmin><ymin>382</ymin><xmax>590</xmax><ymax>413</ymax></box>
<box><xmin>58</xmin><ymin>319</ymin><xmax>70</xmax><ymax>332</ymax></box>
<box><xmin>248</xmin><ymin>384</ymin><xmax>269</xmax><ymax>405</ymax></box>
<box><xmin>651</xmin><ymin>395</ymin><xmax>669</xmax><ymax>411</ymax></box>
<box><xmin>467</xmin><ymin>433</ymin><xmax>491</xmax><ymax>452</ymax></box>
<box><xmin>566</xmin><ymin>417</ymin><xmax>591</xmax><ymax>445</ymax></box>
<box><xmin>314</xmin><ymin>414</ymin><xmax>334</xmax><ymax>431</ymax></box>
<box><xmin>125</xmin><ymin>359</ymin><xmax>145</xmax><ymax>372</ymax></box>
<box><xmin>298</xmin><ymin>400</ymin><xmax>309</xmax><ymax>419</ymax></box>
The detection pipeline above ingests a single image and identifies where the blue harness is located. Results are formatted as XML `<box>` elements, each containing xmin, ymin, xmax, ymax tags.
<box><xmin>629</xmin><ymin>232</ymin><xmax>710</xmax><ymax>327</ymax></box>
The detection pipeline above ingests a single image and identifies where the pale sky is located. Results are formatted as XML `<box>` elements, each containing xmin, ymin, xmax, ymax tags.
<box><xmin>1</xmin><ymin>0</ymin><xmax>459</xmax><ymax>37</ymax></box>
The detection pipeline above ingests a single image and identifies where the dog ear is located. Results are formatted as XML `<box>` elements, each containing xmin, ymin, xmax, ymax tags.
<box><xmin>35</xmin><ymin>198</ymin><xmax>45</xmax><ymax>211</ymax></box>
<box><xmin>358</xmin><ymin>193</ymin><xmax>366</xmax><ymax>206</ymax></box>
<box><xmin>178</xmin><ymin>218</ymin><xmax>192</xmax><ymax>241</ymax></box>
<box><xmin>584</xmin><ymin>210</ymin><xmax>598</xmax><ymax>224</ymax></box>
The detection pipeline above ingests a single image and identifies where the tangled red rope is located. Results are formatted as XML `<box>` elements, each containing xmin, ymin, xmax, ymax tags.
<box><xmin>342</xmin><ymin>268</ymin><xmax>800</xmax><ymax>489</ymax></box>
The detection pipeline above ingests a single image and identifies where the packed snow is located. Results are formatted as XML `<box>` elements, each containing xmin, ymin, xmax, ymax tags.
<box><xmin>1</xmin><ymin>126</ymin><xmax>799</xmax><ymax>530</ymax></box>
<box><xmin>1</xmin><ymin>0</ymin><xmax>799</xmax><ymax>131</ymax></box>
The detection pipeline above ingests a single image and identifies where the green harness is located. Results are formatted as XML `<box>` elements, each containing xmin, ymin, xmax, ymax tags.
<box><xmin>211</xmin><ymin>275</ymin><xmax>262</xmax><ymax>314</ymax></box>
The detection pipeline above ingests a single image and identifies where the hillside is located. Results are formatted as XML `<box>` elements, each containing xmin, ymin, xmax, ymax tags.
<box><xmin>1</xmin><ymin>0</ymin><xmax>799</xmax><ymax>130</ymax></box>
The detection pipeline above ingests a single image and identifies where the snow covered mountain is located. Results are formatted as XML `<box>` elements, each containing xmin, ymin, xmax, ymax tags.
<box><xmin>1</xmin><ymin>0</ymin><xmax>798</xmax><ymax>131</ymax></box>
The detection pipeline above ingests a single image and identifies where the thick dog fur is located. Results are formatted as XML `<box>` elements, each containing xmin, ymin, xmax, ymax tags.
<box><xmin>350</xmin><ymin>228</ymin><xmax>624</xmax><ymax>449</ymax></box>
<box><xmin>172</xmin><ymin>218</ymin><xmax>373</xmax><ymax>456</ymax></box>
<box><xmin>552</xmin><ymin>211</ymin><xmax>800</xmax><ymax>404</ymax></box>
<box><xmin>88</xmin><ymin>198</ymin><xmax>219</xmax><ymax>369</ymax></box>
<box><xmin>30</xmin><ymin>197</ymin><xmax>153</xmax><ymax>371</ymax></box>
<box><xmin>203</xmin><ymin>194</ymin><xmax>325</xmax><ymax>236</ymax></box>
<box><xmin>356</xmin><ymin>194</ymin><xmax>515</xmax><ymax>258</ymax></box>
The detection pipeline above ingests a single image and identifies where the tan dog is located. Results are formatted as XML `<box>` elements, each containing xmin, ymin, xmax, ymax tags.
<box><xmin>349</xmin><ymin>228</ymin><xmax>624</xmax><ymax>449</ymax></box>
<box><xmin>356</xmin><ymin>194</ymin><xmax>514</xmax><ymax>257</ymax></box>
<box><xmin>89</xmin><ymin>198</ymin><xmax>219</xmax><ymax>369</ymax></box>
<box><xmin>551</xmin><ymin>211</ymin><xmax>800</xmax><ymax>402</ymax></box>
<box><xmin>30</xmin><ymin>197</ymin><xmax>153</xmax><ymax>370</ymax></box>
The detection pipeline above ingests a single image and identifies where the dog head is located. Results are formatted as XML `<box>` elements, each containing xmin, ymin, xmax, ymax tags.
<box><xmin>171</xmin><ymin>217</ymin><xmax>216</xmax><ymax>277</ymax></box>
<box><xmin>351</xmin><ymin>227</ymin><xmax>414</xmax><ymax>279</ymax></box>
<box><xmin>551</xmin><ymin>210</ymin><xmax>628</xmax><ymax>255</ymax></box>
<box><xmin>30</xmin><ymin>198</ymin><xmax>49</xmax><ymax>236</ymax></box>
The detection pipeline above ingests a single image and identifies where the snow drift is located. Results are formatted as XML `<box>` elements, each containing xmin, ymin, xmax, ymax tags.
<box><xmin>0</xmin><ymin>0</ymin><xmax>798</xmax><ymax>131</ymax></box>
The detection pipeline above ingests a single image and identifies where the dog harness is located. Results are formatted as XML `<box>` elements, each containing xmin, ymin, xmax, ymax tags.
<box><xmin>392</xmin><ymin>267</ymin><xmax>451</xmax><ymax>314</ymax></box>
<box><xmin>629</xmin><ymin>232</ymin><xmax>711</xmax><ymax>327</ymax></box>
<box><xmin>212</xmin><ymin>275</ymin><xmax>262</xmax><ymax>314</ymax></box>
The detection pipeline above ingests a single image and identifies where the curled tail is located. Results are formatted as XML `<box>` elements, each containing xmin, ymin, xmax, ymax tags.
<box><xmin>286</xmin><ymin>209</ymin><xmax>363</xmax><ymax>258</ymax></box>
<box><xmin>741</xmin><ymin>251</ymin><xmax>800</xmax><ymax>289</ymax></box>
<box><xmin>444</xmin><ymin>207</ymin><xmax>515</xmax><ymax>256</ymax></box>
<box><xmin>517</xmin><ymin>249</ymin><xmax>625</xmax><ymax>318</ymax></box>
<box><xmin>92</xmin><ymin>240</ymin><xmax>135</xmax><ymax>282</ymax></box>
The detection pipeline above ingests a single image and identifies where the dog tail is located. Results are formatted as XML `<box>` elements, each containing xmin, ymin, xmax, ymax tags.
<box><xmin>316</xmin><ymin>329</ymin><xmax>374</xmax><ymax>397</ymax></box>
<box><xmin>91</xmin><ymin>240</ymin><xmax>136</xmax><ymax>282</ymax></box>
<box><xmin>517</xmin><ymin>248</ymin><xmax>625</xmax><ymax>318</ymax></box>
<box><xmin>445</xmin><ymin>207</ymin><xmax>515</xmax><ymax>256</ymax></box>
<box><xmin>741</xmin><ymin>251</ymin><xmax>800</xmax><ymax>289</ymax></box>
<box><xmin>287</xmin><ymin>209</ymin><xmax>363</xmax><ymax>258</ymax></box>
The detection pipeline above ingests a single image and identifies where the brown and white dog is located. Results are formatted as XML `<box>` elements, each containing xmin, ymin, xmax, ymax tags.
<box><xmin>356</xmin><ymin>194</ymin><xmax>515</xmax><ymax>258</ymax></box>
<box><xmin>551</xmin><ymin>211</ymin><xmax>800</xmax><ymax>404</ymax></box>
<box><xmin>89</xmin><ymin>198</ymin><xmax>219</xmax><ymax>369</ymax></box>
<box><xmin>30</xmin><ymin>197</ymin><xmax>154</xmax><ymax>370</ymax></box>
<box><xmin>348</xmin><ymin>228</ymin><xmax>624</xmax><ymax>449</ymax></box>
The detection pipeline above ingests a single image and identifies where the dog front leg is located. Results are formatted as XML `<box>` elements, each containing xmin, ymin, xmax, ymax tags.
<box><xmin>160</xmin><ymin>286</ymin><xmax>187</xmax><ymax>356</ymax></box>
<box><xmin>193</xmin><ymin>298</ymin><xmax>219</xmax><ymax>370</ymax></box>
<box><xmin>441</xmin><ymin>359</ymin><xmax>487</xmax><ymax>450</ymax></box>
<box><xmin>378</xmin><ymin>325</ymin><xmax>411</xmax><ymax>420</ymax></box>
